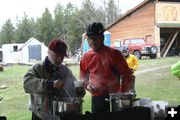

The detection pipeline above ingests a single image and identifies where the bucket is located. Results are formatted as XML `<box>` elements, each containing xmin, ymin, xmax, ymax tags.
<box><xmin>133</xmin><ymin>98</ymin><xmax>154</xmax><ymax>120</ymax></box>
<box><xmin>152</xmin><ymin>101</ymin><xmax>168</xmax><ymax>118</ymax></box>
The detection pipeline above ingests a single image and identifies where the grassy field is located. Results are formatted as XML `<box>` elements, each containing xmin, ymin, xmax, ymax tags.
<box><xmin>0</xmin><ymin>56</ymin><xmax>180</xmax><ymax>120</ymax></box>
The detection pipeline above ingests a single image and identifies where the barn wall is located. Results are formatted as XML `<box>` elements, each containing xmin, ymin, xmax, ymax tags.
<box><xmin>107</xmin><ymin>3</ymin><xmax>156</xmax><ymax>45</ymax></box>
<box><xmin>156</xmin><ymin>2</ymin><xmax>180</xmax><ymax>24</ymax></box>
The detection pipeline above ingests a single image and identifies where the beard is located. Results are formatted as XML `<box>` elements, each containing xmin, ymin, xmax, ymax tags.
<box><xmin>48</xmin><ymin>54</ymin><xmax>62</xmax><ymax>67</ymax></box>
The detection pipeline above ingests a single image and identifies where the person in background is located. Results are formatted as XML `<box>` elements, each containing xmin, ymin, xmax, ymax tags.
<box><xmin>23</xmin><ymin>38</ymin><xmax>85</xmax><ymax>120</ymax></box>
<box><xmin>122</xmin><ymin>46</ymin><xmax>138</xmax><ymax>95</ymax></box>
<box><xmin>171</xmin><ymin>60</ymin><xmax>180</xmax><ymax>80</ymax></box>
<box><xmin>80</xmin><ymin>22</ymin><xmax>133</xmax><ymax>113</ymax></box>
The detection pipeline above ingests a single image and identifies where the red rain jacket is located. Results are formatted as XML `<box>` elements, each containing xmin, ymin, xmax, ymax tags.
<box><xmin>80</xmin><ymin>46</ymin><xmax>132</xmax><ymax>96</ymax></box>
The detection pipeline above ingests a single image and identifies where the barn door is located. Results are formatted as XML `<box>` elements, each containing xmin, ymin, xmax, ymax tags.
<box><xmin>28</xmin><ymin>45</ymin><xmax>41</xmax><ymax>61</ymax></box>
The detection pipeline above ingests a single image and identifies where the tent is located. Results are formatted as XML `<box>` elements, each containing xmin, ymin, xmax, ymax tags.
<box><xmin>2</xmin><ymin>38</ymin><xmax>48</xmax><ymax>64</ymax></box>
<box><xmin>18</xmin><ymin>38</ymin><xmax>48</xmax><ymax>64</ymax></box>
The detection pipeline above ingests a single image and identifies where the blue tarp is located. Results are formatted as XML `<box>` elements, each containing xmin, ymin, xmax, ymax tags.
<box><xmin>104</xmin><ymin>32</ymin><xmax>111</xmax><ymax>47</ymax></box>
<box><xmin>82</xmin><ymin>39</ymin><xmax>90</xmax><ymax>53</ymax></box>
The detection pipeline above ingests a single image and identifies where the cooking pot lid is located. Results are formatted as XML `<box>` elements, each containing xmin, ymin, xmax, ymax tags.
<box><xmin>56</xmin><ymin>97</ymin><xmax>83</xmax><ymax>102</ymax></box>
<box><xmin>109</xmin><ymin>92</ymin><xmax>135</xmax><ymax>99</ymax></box>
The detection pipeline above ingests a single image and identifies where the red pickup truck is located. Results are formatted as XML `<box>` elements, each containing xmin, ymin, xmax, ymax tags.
<box><xmin>122</xmin><ymin>38</ymin><xmax>158</xmax><ymax>59</ymax></box>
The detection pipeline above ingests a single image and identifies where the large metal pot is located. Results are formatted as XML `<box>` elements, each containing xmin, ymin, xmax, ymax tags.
<box><xmin>108</xmin><ymin>92</ymin><xmax>135</xmax><ymax>112</ymax></box>
<box><xmin>53</xmin><ymin>98</ymin><xmax>83</xmax><ymax>117</ymax></box>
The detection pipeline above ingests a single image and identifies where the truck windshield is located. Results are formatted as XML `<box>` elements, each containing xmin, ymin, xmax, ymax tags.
<box><xmin>130</xmin><ymin>39</ymin><xmax>145</xmax><ymax>44</ymax></box>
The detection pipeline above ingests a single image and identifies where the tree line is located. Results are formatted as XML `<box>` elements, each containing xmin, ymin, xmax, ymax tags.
<box><xmin>0</xmin><ymin>0</ymin><xmax>122</xmax><ymax>55</ymax></box>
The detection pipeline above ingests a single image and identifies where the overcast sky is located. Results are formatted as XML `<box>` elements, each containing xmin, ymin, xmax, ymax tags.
<box><xmin>0</xmin><ymin>0</ymin><xmax>144</xmax><ymax>29</ymax></box>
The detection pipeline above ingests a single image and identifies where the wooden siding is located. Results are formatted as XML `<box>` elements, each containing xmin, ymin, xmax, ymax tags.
<box><xmin>156</xmin><ymin>2</ymin><xmax>180</xmax><ymax>23</ymax></box>
<box><xmin>107</xmin><ymin>3</ymin><xmax>156</xmax><ymax>45</ymax></box>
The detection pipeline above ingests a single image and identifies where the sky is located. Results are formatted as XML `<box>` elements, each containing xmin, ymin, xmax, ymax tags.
<box><xmin>0</xmin><ymin>0</ymin><xmax>144</xmax><ymax>29</ymax></box>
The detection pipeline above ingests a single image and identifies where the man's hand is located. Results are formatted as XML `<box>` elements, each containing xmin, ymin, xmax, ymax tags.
<box><xmin>87</xmin><ymin>84</ymin><xmax>96</xmax><ymax>93</ymax></box>
<box><xmin>53</xmin><ymin>80</ymin><xmax>64</xmax><ymax>89</ymax></box>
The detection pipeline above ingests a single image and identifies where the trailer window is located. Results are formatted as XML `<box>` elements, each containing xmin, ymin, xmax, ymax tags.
<box><xmin>13</xmin><ymin>45</ymin><xmax>18</xmax><ymax>52</ymax></box>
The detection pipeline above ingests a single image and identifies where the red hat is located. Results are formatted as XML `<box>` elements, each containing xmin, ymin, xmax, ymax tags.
<box><xmin>48</xmin><ymin>39</ymin><xmax>68</xmax><ymax>57</ymax></box>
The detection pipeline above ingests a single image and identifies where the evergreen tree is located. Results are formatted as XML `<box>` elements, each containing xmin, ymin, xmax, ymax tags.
<box><xmin>63</xmin><ymin>3</ymin><xmax>83</xmax><ymax>53</ymax></box>
<box><xmin>67</xmin><ymin>12</ymin><xmax>84</xmax><ymax>53</ymax></box>
<box><xmin>106</xmin><ymin>0</ymin><xmax>120</xmax><ymax>24</ymax></box>
<box><xmin>0</xmin><ymin>19</ymin><xmax>15</xmax><ymax>46</ymax></box>
<box><xmin>53</xmin><ymin>3</ymin><xmax>64</xmax><ymax>38</ymax></box>
<box><xmin>36</xmin><ymin>8</ymin><xmax>54</xmax><ymax>45</ymax></box>
<box><xmin>78</xmin><ymin>0</ymin><xmax>97</xmax><ymax>27</ymax></box>
<box><xmin>14</xmin><ymin>13</ymin><xmax>36</xmax><ymax>43</ymax></box>
<box><xmin>0</xmin><ymin>0</ymin><xmax>122</xmax><ymax>52</ymax></box>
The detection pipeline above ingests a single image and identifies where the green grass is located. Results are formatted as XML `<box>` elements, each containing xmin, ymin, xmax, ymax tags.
<box><xmin>0</xmin><ymin>56</ymin><xmax>180</xmax><ymax>120</ymax></box>
<box><xmin>0</xmin><ymin>65</ymin><xmax>31</xmax><ymax>120</ymax></box>
<box><xmin>136</xmin><ymin>59</ymin><xmax>180</xmax><ymax>105</ymax></box>
<box><xmin>137</xmin><ymin>56</ymin><xmax>179</xmax><ymax>70</ymax></box>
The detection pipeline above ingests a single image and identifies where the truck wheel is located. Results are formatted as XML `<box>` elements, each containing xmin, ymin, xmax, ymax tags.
<box><xmin>150</xmin><ymin>46</ymin><xmax>158</xmax><ymax>54</ymax></box>
<box><xmin>149</xmin><ymin>54</ymin><xmax>157</xmax><ymax>59</ymax></box>
<box><xmin>134</xmin><ymin>51</ymin><xmax>141</xmax><ymax>59</ymax></box>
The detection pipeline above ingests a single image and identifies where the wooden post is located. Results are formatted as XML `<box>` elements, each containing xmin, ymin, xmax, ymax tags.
<box><xmin>163</xmin><ymin>30</ymin><xmax>179</xmax><ymax>57</ymax></box>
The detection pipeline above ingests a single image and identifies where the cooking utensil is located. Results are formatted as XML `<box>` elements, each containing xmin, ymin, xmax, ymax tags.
<box><xmin>63</xmin><ymin>87</ymin><xmax>72</xmax><ymax>98</ymax></box>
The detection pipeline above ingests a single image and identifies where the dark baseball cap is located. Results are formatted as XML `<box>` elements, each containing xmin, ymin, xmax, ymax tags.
<box><xmin>48</xmin><ymin>39</ymin><xmax>68</xmax><ymax>57</ymax></box>
<box><xmin>86</xmin><ymin>22</ymin><xmax>105</xmax><ymax>37</ymax></box>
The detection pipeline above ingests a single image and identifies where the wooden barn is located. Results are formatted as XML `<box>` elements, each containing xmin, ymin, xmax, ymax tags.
<box><xmin>106</xmin><ymin>0</ymin><xmax>180</xmax><ymax>57</ymax></box>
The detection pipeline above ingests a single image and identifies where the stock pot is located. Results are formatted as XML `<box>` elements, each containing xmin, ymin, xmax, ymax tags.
<box><xmin>108</xmin><ymin>92</ymin><xmax>135</xmax><ymax>112</ymax></box>
<box><xmin>53</xmin><ymin>98</ymin><xmax>83</xmax><ymax>116</ymax></box>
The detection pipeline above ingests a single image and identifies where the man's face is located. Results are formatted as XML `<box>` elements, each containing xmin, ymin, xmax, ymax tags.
<box><xmin>48</xmin><ymin>50</ymin><xmax>64</xmax><ymax>67</ymax></box>
<box><xmin>87</xmin><ymin>36</ymin><xmax>104</xmax><ymax>52</ymax></box>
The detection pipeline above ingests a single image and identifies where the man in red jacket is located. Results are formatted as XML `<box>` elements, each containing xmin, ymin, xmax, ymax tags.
<box><xmin>80</xmin><ymin>22</ymin><xmax>133</xmax><ymax>113</ymax></box>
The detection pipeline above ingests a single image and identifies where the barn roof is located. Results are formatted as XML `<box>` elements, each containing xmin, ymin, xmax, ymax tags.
<box><xmin>106</xmin><ymin>0</ymin><xmax>180</xmax><ymax>30</ymax></box>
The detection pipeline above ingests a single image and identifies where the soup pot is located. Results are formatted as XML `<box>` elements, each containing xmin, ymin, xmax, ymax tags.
<box><xmin>108</xmin><ymin>92</ymin><xmax>135</xmax><ymax>112</ymax></box>
<box><xmin>53</xmin><ymin>98</ymin><xmax>83</xmax><ymax>116</ymax></box>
